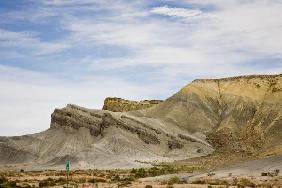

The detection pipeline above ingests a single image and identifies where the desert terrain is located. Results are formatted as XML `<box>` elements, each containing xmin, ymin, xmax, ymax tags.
<box><xmin>1</xmin><ymin>74</ymin><xmax>282</xmax><ymax>187</ymax></box>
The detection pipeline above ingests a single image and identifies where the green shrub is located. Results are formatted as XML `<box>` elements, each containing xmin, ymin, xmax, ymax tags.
<box><xmin>0</xmin><ymin>176</ymin><xmax>7</xmax><ymax>184</ymax></box>
<box><xmin>78</xmin><ymin>178</ymin><xmax>86</xmax><ymax>183</ymax></box>
<box><xmin>7</xmin><ymin>181</ymin><xmax>17</xmax><ymax>187</ymax></box>
<box><xmin>95</xmin><ymin>178</ymin><xmax>106</xmax><ymax>183</ymax></box>
<box><xmin>166</xmin><ymin>185</ymin><xmax>174</xmax><ymax>188</ymax></box>
<box><xmin>117</xmin><ymin>181</ymin><xmax>132</xmax><ymax>187</ymax></box>
<box><xmin>167</xmin><ymin>176</ymin><xmax>181</xmax><ymax>185</ymax></box>
<box><xmin>55</xmin><ymin>177</ymin><xmax>67</xmax><ymax>184</ymax></box>
<box><xmin>88</xmin><ymin>178</ymin><xmax>96</xmax><ymax>183</ymax></box>
<box><xmin>111</xmin><ymin>174</ymin><xmax>120</xmax><ymax>182</ymax></box>
<box><xmin>122</xmin><ymin>175</ymin><xmax>135</xmax><ymax>182</ymax></box>
<box><xmin>39</xmin><ymin>180</ymin><xmax>48</xmax><ymax>187</ymax></box>
<box><xmin>88</xmin><ymin>178</ymin><xmax>106</xmax><ymax>183</ymax></box>
<box><xmin>19</xmin><ymin>183</ymin><xmax>32</xmax><ymax>188</ymax></box>
<box><xmin>130</xmin><ymin>166</ymin><xmax>178</xmax><ymax>179</ymax></box>
<box><xmin>135</xmin><ymin>168</ymin><xmax>146</xmax><ymax>178</ymax></box>
<box><xmin>38</xmin><ymin>178</ymin><xmax>56</xmax><ymax>187</ymax></box>
<box><xmin>237</xmin><ymin>178</ymin><xmax>255</xmax><ymax>188</ymax></box>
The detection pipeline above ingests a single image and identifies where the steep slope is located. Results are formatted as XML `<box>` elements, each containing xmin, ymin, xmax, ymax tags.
<box><xmin>138</xmin><ymin>74</ymin><xmax>282</xmax><ymax>154</ymax></box>
<box><xmin>0</xmin><ymin>74</ymin><xmax>281</xmax><ymax>169</ymax></box>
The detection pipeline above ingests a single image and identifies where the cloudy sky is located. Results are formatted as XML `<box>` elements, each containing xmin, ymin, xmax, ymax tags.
<box><xmin>0</xmin><ymin>0</ymin><xmax>282</xmax><ymax>136</ymax></box>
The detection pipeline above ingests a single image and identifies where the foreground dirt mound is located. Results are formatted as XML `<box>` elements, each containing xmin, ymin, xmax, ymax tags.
<box><xmin>0</xmin><ymin>74</ymin><xmax>281</xmax><ymax>169</ymax></box>
<box><xmin>102</xmin><ymin>97</ymin><xmax>163</xmax><ymax>112</ymax></box>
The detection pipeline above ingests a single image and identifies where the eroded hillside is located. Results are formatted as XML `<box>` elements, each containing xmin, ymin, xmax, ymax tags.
<box><xmin>0</xmin><ymin>74</ymin><xmax>281</xmax><ymax>169</ymax></box>
<box><xmin>141</xmin><ymin>74</ymin><xmax>282</xmax><ymax>154</ymax></box>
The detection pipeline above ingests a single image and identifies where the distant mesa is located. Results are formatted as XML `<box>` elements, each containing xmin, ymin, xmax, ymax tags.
<box><xmin>102</xmin><ymin>97</ymin><xmax>163</xmax><ymax>112</ymax></box>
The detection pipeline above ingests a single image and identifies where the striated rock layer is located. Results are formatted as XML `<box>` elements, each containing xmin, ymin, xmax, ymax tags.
<box><xmin>102</xmin><ymin>97</ymin><xmax>163</xmax><ymax>112</ymax></box>
<box><xmin>0</xmin><ymin>74</ymin><xmax>281</xmax><ymax>169</ymax></box>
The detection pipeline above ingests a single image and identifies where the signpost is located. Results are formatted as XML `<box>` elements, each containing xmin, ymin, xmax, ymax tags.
<box><xmin>66</xmin><ymin>160</ymin><xmax>70</xmax><ymax>188</ymax></box>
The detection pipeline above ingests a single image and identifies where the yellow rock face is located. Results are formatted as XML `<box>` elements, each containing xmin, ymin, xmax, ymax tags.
<box><xmin>145</xmin><ymin>74</ymin><xmax>282</xmax><ymax>153</ymax></box>
<box><xmin>102</xmin><ymin>97</ymin><xmax>163</xmax><ymax>112</ymax></box>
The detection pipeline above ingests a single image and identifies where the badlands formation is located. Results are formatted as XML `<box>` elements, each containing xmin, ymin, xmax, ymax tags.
<box><xmin>0</xmin><ymin>74</ymin><xmax>281</xmax><ymax>170</ymax></box>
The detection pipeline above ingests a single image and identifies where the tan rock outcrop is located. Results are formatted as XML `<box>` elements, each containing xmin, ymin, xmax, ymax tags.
<box><xmin>102</xmin><ymin>97</ymin><xmax>163</xmax><ymax>112</ymax></box>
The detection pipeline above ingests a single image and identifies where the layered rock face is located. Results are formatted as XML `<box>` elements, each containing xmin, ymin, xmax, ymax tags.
<box><xmin>0</xmin><ymin>104</ymin><xmax>211</xmax><ymax>169</ymax></box>
<box><xmin>102</xmin><ymin>97</ymin><xmax>163</xmax><ymax>112</ymax></box>
<box><xmin>142</xmin><ymin>74</ymin><xmax>282</xmax><ymax>154</ymax></box>
<box><xmin>0</xmin><ymin>74</ymin><xmax>281</xmax><ymax>169</ymax></box>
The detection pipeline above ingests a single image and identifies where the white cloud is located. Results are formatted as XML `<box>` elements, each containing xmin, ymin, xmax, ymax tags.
<box><xmin>0</xmin><ymin>29</ymin><xmax>69</xmax><ymax>56</ymax></box>
<box><xmin>1</xmin><ymin>0</ymin><xmax>282</xmax><ymax>136</ymax></box>
<box><xmin>151</xmin><ymin>6</ymin><xmax>202</xmax><ymax>18</ymax></box>
<box><xmin>64</xmin><ymin>19</ymin><xmax>156</xmax><ymax>47</ymax></box>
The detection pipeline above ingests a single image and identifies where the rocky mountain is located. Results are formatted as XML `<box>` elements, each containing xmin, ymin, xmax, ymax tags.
<box><xmin>0</xmin><ymin>74</ymin><xmax>281</xmax><ymax>169</ymax></box>
<box><xmin>102</xmin><ymin>97</ymin><xmax>163</xmax><ymax>112</ymax></box>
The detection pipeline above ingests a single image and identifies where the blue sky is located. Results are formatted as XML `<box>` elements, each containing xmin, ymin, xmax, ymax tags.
<box><xmin>0</xmin><ymin>0</ymin><xmax>282</xmax><ymax>136</ymax></box>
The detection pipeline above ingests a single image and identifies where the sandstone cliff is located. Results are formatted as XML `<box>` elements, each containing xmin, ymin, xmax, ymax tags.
<box><xmin>0</xmin><ymin>74</ymin><xmax>281</xmax><ymax>169</ymax></box>
<box><xmin>102</xmin><ymin>97</ymin><xmax>163</xmax><ymax>112</ymax></box>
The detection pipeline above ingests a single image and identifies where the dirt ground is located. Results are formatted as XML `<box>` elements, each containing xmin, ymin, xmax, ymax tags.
<box><xmin>0</xmin><ymin>168</ymin><xmax>282</xmax><ymax>188</ymax></box>
<box><xmin>1</xmin><ymin>153</ymin><xmax>282</xmax><ymax>187</ymax></box>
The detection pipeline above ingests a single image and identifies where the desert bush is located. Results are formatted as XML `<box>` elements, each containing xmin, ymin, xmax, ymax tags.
<box><xmin>207</xmin><ymin>172</ymin><xmax>215</xmax><ymax>176</ymax></box>
<box><xmin>38</xmin><ymin>178</ymin><xmax>56</xmax><ymax>187</ymax></box>
<box><xmin>131</xmin><ymin>166</ymin><xmax>178</xmax><ymax>179</ymax></box>
<box><xmin>122</xmin><ymin>175</ymin><xmax>135</xmax><ymax>182</ymax></box>
<box><xmin>111</xmin><ymin>174</ymin><xmax>135</xmax><ymax>184</ymax></box>
<box><xmin>167</xmin><ymin>176</ymin><xmax>181</xmax><ymax>185</ymax></box>
<box><xmin>77</xmin><ymin>177</ymin><xmax>86</xmax><ymax>183</ymax></box>
<box><xmin>95</xmin><ymin>178</ymin><xmax>107</xmax><ymax>183</ymax></box>
<box><xmin>88</xmin><ymin>177</ymin><xmax>106</xmax><ymax>183</ymax></box>
<box><xmin>0</xmin><ymin>176</ymin><xmax>7</xmax><ymax>184</ymax></box>
<box><xmin>145</xmin><ymin>185</ymin><xmax>153</xmax><ymax>188</ymax></box>
<box><xmin>38</xmin><ymin>180</ymin><xmax>49</xmax><ymax>187</ymax></box>
<box><xmin>166</xmin><ymin>185</ymin><xmax>174</xmax><ymax>188</ymax></box>
<box><xmin>147</xmin><ymin>167</ymin><xmax>160</xmax><ymax>177</ymax></box>
<box><xmin>134</xmin><ymin>168</ymin><xmax>146</xmax><ymax>178</ymax></box>
<box><xmin>117</xmin><ymin>181</ymin><xmax>132</xmax><ymax>187</ymax></box>
<box><xmin>274</xmin><ymin>169</ymin><xmax>280</xmax><ymax>176</ymax></box>
<box><xmin>111</xmin><ymin>174</ymin><xmax>121</xmax><ymax>182</ymax></box>
<box><xmin>88</xmin><ymin>178</ymin><xmax>96</xmax><ymax>183</ymax></box>
<box><xmin>237</xmin><ymin>178</ymin><xmax>255</xmax><ymax>188</ymax></box>
<box><xmin>6</xmin><ymin>181</ymin><xmax>17</xmax><ymax>187</ymax></box>
<box><xmin>162</xmin><ymin>165</ymin><xmax>177</xmax><ymax>174</ymax></box>
<box><xmin>56</xmin><ymin>177</ymin><xmax>67</xmax><ymax>183</ymax></box>
<box><xmin>18</xmin><ymin>183</ymin><xmax>32</xmax><ymax>188</ymax></box>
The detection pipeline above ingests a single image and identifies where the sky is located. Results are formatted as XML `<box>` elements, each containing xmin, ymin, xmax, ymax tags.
<box><xmin>0</xmin><ymin>0</ymin><xmax>282</xmax><ymax>136</ymax></box>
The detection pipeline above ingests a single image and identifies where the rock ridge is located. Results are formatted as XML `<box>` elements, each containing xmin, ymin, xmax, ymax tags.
<box><xmin>102</xmin><ymin>97</ymin><xmax>163</xmax><ymax>112</ymax></box>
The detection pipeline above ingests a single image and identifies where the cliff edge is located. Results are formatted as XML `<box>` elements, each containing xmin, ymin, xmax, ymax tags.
<box><xmin>102</xmin><ymin>97</ymin><xmax>163</xmax><ymax>112</ymax></box>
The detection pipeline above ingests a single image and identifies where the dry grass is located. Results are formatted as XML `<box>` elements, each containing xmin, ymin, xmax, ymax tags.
<box><xmin>0</xmin><ymin>168</ymin><xmax>281</xmax><ymax>188</ymax></box>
